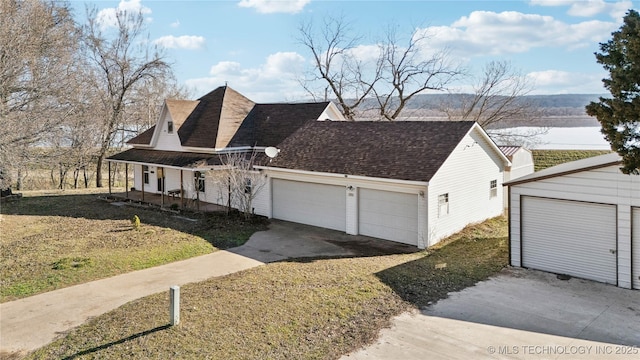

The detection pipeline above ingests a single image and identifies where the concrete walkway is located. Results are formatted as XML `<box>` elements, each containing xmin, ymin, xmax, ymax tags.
<box><xmin>0</xmin><ymin>221</ymin><xmax>353</xmax><ymax>356</ymax></box>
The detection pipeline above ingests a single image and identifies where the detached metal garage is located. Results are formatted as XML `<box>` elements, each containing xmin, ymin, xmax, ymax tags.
<box><xmin>506</xmin><ymin>153</ymin><xmax>640</xmax><ymax>289</ymax></box>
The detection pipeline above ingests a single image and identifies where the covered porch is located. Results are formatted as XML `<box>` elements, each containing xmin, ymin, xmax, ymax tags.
<box><xmin>109</xmin><ymin>190</ymin><xmax>228</xmax><ymax>212</ymax></box>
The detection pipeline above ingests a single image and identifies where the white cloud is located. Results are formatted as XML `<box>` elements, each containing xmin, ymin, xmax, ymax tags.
<box><xmin>96</xmin><ymin>0</ymin><xmax>152</xmax><ymax>29</ymax></box>
<box><xmin>170</xmin><ymin>20</ymin><xmax>180</xmax><ymax>28</ymax></box>
<box><xmin>530</xmin><ymin>0</ymin><xmax>632</xmax><ymax>19</ymax></box>
<box><xmin>186</xmin><ymin>52</ymin><xmax>307</xmax><ymax>101</ymax></box>
<box><xmin>154</xmin><ymin>35</ymin><xmax>205</xmax><ymax>50</ymax></box>
<box><xmin>413</xmin><ymin>10</ymin><xmax>618</xmax><ymax>58</ymax></box>
<box><xmin>526</xmin><ymin>70</ymin><xmax>605</xmax><ymax>94</ymax></box>
<box><xmin>237</xmin><ymin>0</ymin><xmax>310</xmax><ymax>14</ymax></box>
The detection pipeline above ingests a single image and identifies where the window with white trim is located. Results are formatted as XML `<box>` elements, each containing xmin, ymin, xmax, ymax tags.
<box><xmin>244</xmin><ymin>178</ymin><xmax>252</xmax><ymax>194</ymax></box>
<box><xmin>167</xmin><ymin>121</ymin><xmax>174</xmax><ymax>133</ymax></box>
<box><xmin>438</xmin><ymin>193</ymin><xmax>449</xmax><ymax>217</ymax></box>
<box><xmin>143</xmin><ymin>165</ymin><xmax>149</xmax><ymax>185</ymax></box>
<box><xmin>490</xmin><ymin>179</ymin><xmax>498</xmax><ymax>198</ymax></box>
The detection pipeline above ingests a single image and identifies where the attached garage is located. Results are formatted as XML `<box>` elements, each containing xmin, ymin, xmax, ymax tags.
<box><xmin>272</xmin><ymin>179</ymin><xmax>346</xmax><ymax>232</ymax></box>
<box><xmin>521</xmin><ymin>197</ymin><xmax>617</xmax><ymax>284</ymax></box>
<box><xmin>506</xmin><ymin>153</ymin><xmax>640</xmax><ymax>289</ymax></box>
<box><xmin>358</xmin><ymin>189</ymin><xmax>418</xmax><ymax>246</ymax></box>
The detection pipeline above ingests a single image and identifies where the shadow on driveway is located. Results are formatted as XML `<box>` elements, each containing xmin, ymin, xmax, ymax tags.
<box><xmin>228</xmin><ymin>220</ymin><xmax>419</xmax><ymax>263</ymax></box>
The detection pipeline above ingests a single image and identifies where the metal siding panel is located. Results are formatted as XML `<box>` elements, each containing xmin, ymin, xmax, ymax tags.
<box><xmin>633</xmin><ymin>207</ymin><xmax>640</xmax><ymax>289</ymax></box>
<box><xmin>358</xmin><ymin>189</ymin><xmax>418</xmax><ymax>245</ymax></box>
<box><xmin>522</xmin><ymin>196</ymin><xmax>617</xmax><ymax>285</ymax></box>
<box><xmin>272</xmin><ymin>179</ymin><xmax>346</xmax><ymax>231</ymax></box>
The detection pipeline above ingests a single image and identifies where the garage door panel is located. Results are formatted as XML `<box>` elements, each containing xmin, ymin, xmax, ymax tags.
<box><xmin>633</xmin><ymin>207</ymin><xmax>640</xmax><ymax>289</ymax></box>
<box><xmin>272</xmin><ymin>179</ymin><xmax>346</xmax><ymax>232</ymax></box>
<box><xmin>359</xmin><ymin>189</ymin><xmax>418</xmax><ymax>245</ymax></box>
<box><xmin>522</xmin><ymin>197</ymin><xmax>617</xmax><ymax>285</ymax></box>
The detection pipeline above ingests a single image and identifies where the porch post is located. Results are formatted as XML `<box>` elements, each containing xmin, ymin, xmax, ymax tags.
<box><xmin>180</xmin><ymin>170</ymin><xmax>184</xmax><ymax>209</ymax></box>
<box><xmin>108</xmin><ymin>161</ymin><xmax>112</xmax><ymax>195</ymax></box>
<box><xmin>160</xmin><ymin>168</ymin><xmax>164</xmax><ymax>207</ymax></box>
<box><xmin>125</xmin><ymin>163</ymin><xmax>129</xmax><ymax>199</ymax></box>
<box><xmin>141</xmin><ymin>166</ymin><xmax>145</xmax><ymax>202</ymax></box>
<box><xmin>196</xmin><ymin>176</ymin><xmax>200</xmax><ymax>211</ymax></box>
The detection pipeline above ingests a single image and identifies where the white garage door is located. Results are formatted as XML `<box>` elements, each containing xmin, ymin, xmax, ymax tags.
<box><xmin>633</xmin><ymin>207</ymin><xmax>640</xmax><ymax>289</ymax></box>
<box><xmin>272</xmin><ymin>179</ymin><xmax>346</xmax><ymax>231</ymax></box>
<box><xmin>521</xmin><ymin>196</ymin><xmax>617</xmax><ymax>285</ymax></box>
<box><xmin>359</xmin><ymin>188</ymin><xmax>418</xmax><ymax>245</ymax></box>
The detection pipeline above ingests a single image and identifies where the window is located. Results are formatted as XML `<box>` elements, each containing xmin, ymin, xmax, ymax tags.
<box><xmin>490</xmin><ymin>179</ymin><xmax>498</xmax><ymax>198</ymax></box>
<box><xmin>195</xmin><ymin>171</ymin><xmax>205</xmax><ymax>192</ymax></box>
<box><xmin>143</xmin><ymin>165</ymin><xmax>149</xmax><ymax>185</ymax></box>
<box><xmin>244</xmin><ymin>179</ymin><xmax>252</xmax><ymax>194</ymax></box>
<box><xmin>167</xmin><ymin>121</ymin><xmax>174</xmax><ymax>133</ymax></box>
<box><xmin>438</xmin><ymin>193</ymin><xmax>449</xmax><ymax>217</ymax></box>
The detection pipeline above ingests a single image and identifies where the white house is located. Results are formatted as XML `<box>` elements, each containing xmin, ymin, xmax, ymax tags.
<box><xmin>107</xmin><ymin>86</ymin><xmax>344</xmax><ymax>207</ymax></box>
<box><xmin>254</xmin><ymin>121</ymin><xmax>511</xmax><ymax>249</ymax></box>
<box><xmin>499</xmin><ymin>146</ymin><xmax>534</xmax><ymax>209</ymax></box>
<box><xmin>505</xmin><ymin>153</ymin><xmax>640</xmax><ymax>289</ymax></box>
<box><xmin>108</xmin><ymin>86</ymin><xmax>511</xmax><ymax>249</ymax></box>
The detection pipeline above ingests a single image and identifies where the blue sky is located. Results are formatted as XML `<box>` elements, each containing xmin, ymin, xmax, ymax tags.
<box><xmin>76</xmin><ymin>0</ymin><xmax>638</xmax><ymax>102</ymax></box>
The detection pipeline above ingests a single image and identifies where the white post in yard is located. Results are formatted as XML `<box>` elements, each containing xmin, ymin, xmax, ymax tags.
<box><xmin>170</xmin><ymin>285</ymin><xmax>180</xmax><ymax>326</ymax></box>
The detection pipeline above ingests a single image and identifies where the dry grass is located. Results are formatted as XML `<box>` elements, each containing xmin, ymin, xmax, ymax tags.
<box><xmin>532</xmin><ymin>149</ymin><xmax>612</xmax><ymax>171</ymax></box>
<box><xmin>0</xmin><ymin>189</ymin><xmax>268</xmax><ymax>302</ymax></box>
<box><xmin>26</xmin><ymin>217</ymin><xmax>508</xmax><ymax>360</ymax></box>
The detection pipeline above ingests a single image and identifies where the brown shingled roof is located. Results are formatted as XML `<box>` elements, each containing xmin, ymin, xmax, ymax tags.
<box><xmin>266</xmin><ymin>121</ymin><xmax>477</xmax><ymax>182</ymax></box>
<box><xmin>166</xmin><ymin>99</ymin><xmax>200</xmax><ymax>128</ymax></box>
<box><xmin>227</xmin><ymin>102</ymin><xmax>331</xmax><ymax>147</ymax></box>
<box><xmin>127</xmin><ymin>126</ymin><xmax>155</xmax><ymax>145</ymax></box>
<box><xmin>107</xmin><ymin>148</ymin><xmax>222</xmax><ymax>168</ymax></box>
<box><xmin>178</xmin><ymin>86</ymin><xmax>255</xmax><ymax>149</ymax></box>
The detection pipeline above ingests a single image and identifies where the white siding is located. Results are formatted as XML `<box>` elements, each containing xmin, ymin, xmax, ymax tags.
<box><xmin>253</xmin><ymin>176</ymin><xmax>271</xmax><ymax>217</ymax></box>
<box><xmin>153</xmin><ymin>110</ymin><xmax>183</xmax><ymax>151</ymax></box>
<box><xmin>509</xmin><ymin>165</ymin><xmax>640</xmax><ymax>289</ymax></box>
<box><xmin>358</xmin><ymin>189</ymin><xmax>418</xmax><ymax>245</ymax></box>
<box><xmin>504</xmin><ymin>148</ymin><xmax>534</xmax><ymax>209</ymax></box>
<box><xmin>427</xmin><ymin>128</ymin><xmax>505</xmax><ymax>246</ymax></box>
<box><xmin>521</xmin><ymin>197</ymin><xmax>617</xmax><ymax>284</ymax></box>
<box><xmin>633</xmin><ymin>207</ymin><xmax>640</xmax><ymax>289</ymax></box>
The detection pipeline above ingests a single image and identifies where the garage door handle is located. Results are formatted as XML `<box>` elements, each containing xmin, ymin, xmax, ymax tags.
<box><xmin>609</xmin><ymin>249</ymin><xmax>616</xmax><ymax>254</ymax></box>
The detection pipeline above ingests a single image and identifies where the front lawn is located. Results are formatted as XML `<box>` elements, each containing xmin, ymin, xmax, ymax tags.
<box><xmin>26</xmin><ymin>217</ymin><xmax>508</xmax><ymax>360</ymax></box>
<box><xmin>0</xmin><ymin>189</ymin><xmax>268</xmax><ymax>302</ymax></box>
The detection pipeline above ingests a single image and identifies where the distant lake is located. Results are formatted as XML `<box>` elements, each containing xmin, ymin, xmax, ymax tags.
<box><xmin>493</xmin><ymin>126</ymin><xmax>611</xmax><ymax>150</ymax></box>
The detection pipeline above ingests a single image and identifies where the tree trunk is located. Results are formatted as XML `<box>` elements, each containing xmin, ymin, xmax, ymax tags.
<box><xmin>16</xmin><ymin>168</ymin><xmax>22</xmax><ymax>190</ymax></box>
<box><xmin>83</xmin><ymin>167</ymin><xmax>88</xmax><ymax>188</ymax></box>
<box><xmin>96</xmin><ymin>154</ymin><xmax>104</xmax><ymax>187</ymax></box>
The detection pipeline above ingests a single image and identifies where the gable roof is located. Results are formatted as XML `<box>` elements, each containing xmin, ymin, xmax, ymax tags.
<box><xmin>262</xmin><ymin>121</ymin><xmax>484</xmax><ymax>182</ymax></box>
<box><xmin>126</xmin><ymin>86</ymin><xmax>334</xmax><ymax>150</ymax></box>
<box><xmin>227</xmin><ymin>102</ymin><xmax>331</xmax><ymax>148</ymax></box>
<box><xmin>504</xmin><ymin>152</ymin><xmax>622</xmax><ymax>186</ymax></box>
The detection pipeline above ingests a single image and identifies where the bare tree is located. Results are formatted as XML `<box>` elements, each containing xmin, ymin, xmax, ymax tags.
<box><xmin>298</xmin><ymin>16</ymin><xmax>383</xmax><ymax>120</ymax></box>
<box><xmin>373</xmin><ymin>27</ymin><xmax>462</xmax><ymax>120</ymax></box>
<box><xmin>82</xmin><ymin>6</ymin><xmax>171</xmax><ymax>187</ymax></box>
<box><xmin>299</xmin><ymin>17</ymin><xmax>462</xmax><ymax>121</ymax></box>
<box><xmin>211</xmin><ymin>151</ymin><xmax>267</xmax><ymax>218</ymax></box>
<box><xmin>0</xmin><ymin>0</ymin><xmax>81</xmax><ymax>188</ymax></box>
<box><xmin>440</xmin><ymin>61</ymin><xmax>544</xmax><ymax>145</ymax></box>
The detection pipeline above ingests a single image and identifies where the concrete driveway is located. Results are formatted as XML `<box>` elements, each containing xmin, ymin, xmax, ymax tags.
<box><xmin>342</xmin><ymin>268</ymin><xmax>640</xmax><ymax>360</ymax></box>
